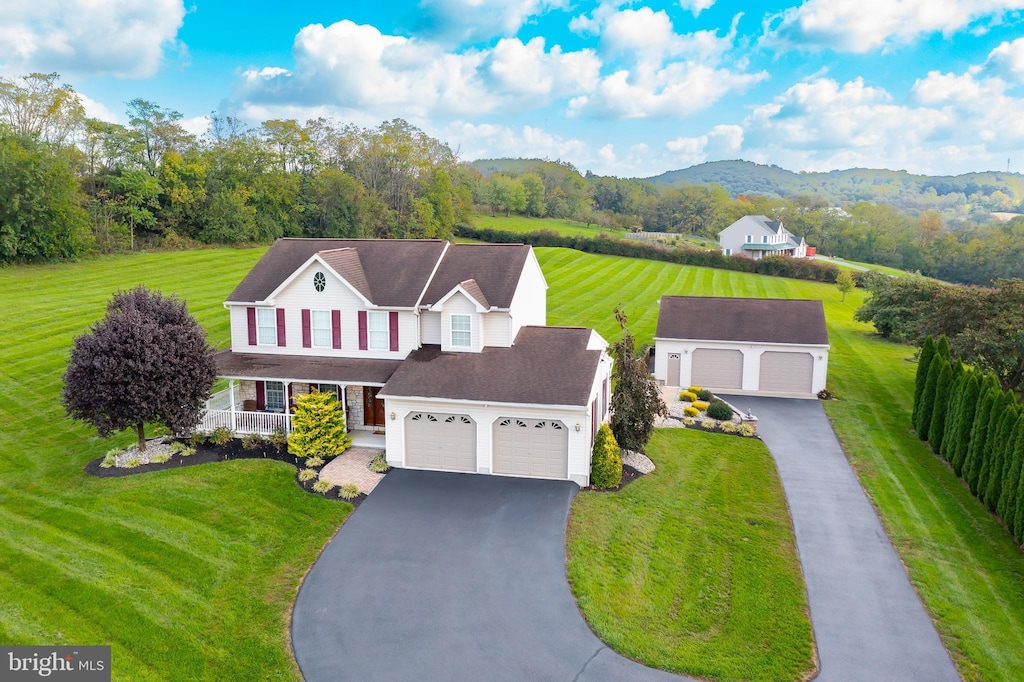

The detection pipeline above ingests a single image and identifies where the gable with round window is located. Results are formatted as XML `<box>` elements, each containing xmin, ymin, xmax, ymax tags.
<box><xmin>313</xmin><ymin>271</ymin><xmax>326</xmax><ymax>292</ymax></box>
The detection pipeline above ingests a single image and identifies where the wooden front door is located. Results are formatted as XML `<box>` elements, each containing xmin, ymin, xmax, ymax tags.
<box><xmin>364</xmin><ymin>386</ymin><xmax>386</xmax><ymax>428</ymax></box>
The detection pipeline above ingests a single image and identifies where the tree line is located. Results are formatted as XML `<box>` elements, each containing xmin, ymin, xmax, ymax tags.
<box><xmin>912</xmin><ymin>335</ymin><xmax>1024</xmax><ymax>548</ymax></box>
<box><xmin>3</xmin><ymin>71</ymin><xmax>1023</xmax><ymax>288</ymax></box>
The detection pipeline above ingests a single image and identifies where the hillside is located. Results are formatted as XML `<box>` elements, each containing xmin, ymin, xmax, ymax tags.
<box><xmin>644</xmin><ymin>160</ymin><xmax>1024</xmax><ymax>213</ymax></box>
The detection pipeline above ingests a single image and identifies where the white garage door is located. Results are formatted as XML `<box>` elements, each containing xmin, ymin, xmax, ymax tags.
<box><xmin>759</xmin><ymin>351</ymin><xmax>814</xmax><ymax>395</ymax></box>
<box><xmin>405</xmin><ymin>412</ymin><xmax>476</xmax><ymax>472</ymax></box>
<box><xmin>493</xmin><ymin>418</ymin><xmax>568</xmax><ymax>479</ymax></box>
<box><xmin>692</xmin><ymin>349</ymin><xmax>743</xmax><ymax>390</ymax></box>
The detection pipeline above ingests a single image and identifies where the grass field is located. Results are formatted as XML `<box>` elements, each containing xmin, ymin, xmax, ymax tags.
<box><xmin>2</xmin><ymin>245</ymin><xmax>1023</xmax><ymax>680</ymax></box>
<box><xmin>537</xmin><ymin>247</ymin><xmax>1024</xmax><ymax>682</ymax></box>
<box><xmin>567</xmin><ymin>429</ymin><xmax>814</xmax><ymax>681</ymax></box>
<box><xmin>0</xmin><ymin>248</ymin><xmax>354</xmax><ymax>681</ymax></box>
<box><xmin>472</xmin><ymin>212</ymin><xmax>628</xmax><ymax>238</ymax></box>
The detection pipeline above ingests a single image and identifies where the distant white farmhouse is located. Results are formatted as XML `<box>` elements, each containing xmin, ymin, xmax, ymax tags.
<box><xmin>719</xmin><ymin>215</ymin><xmax>809</xmax><ymax>260</ymax></box>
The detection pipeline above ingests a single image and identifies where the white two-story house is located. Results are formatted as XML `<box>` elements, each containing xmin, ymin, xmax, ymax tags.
<box><xmin>719</xmin><ymin>215</ymin><xmax>809</xmax><ymax>260</ymax></box>
<box><xmin>201</xmin><ymin>238</ymin><xmax>612</xmax><ymax>486</ymax></box>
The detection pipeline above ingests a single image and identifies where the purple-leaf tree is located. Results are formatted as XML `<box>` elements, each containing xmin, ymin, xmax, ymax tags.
<box><xmin>62</xmin><ymin>286</ymin><xmax>216</xmax><ymax>452</ymax></box>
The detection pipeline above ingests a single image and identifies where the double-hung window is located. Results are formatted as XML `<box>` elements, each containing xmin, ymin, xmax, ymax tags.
<box><xmin>256</xmin><ymin>308</ymin><xmax>277</xmax><ymax>345</ymax></box>
<box><xmin>311</xmin><ymin>310</ymin><xmax>331</xmax><ymax>348</ymax></box>
<box><xmin>265</xmin><ymin>381</ymin><xmax>285</xmax><ymax>411</ymax></box>
<box><xmin>451</xmin><ymin>314</ymin><xmax>471</xmax><ymax>348</ymax></box>
<box><xmin>367</xmin><ymin>311</ymin><xmax>388</xmax><ymax>350</ymax></box>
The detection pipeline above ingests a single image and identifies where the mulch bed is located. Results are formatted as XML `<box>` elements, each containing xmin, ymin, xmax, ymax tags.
<box><xmin>85</xmin><ymin>439</ymin><xmax>375</xmax><ymax>507</ymax></box>
<box><xmin>585</xmin><ymin>464</ymin><xmax>642</xmax><ymax>493</ymax></box>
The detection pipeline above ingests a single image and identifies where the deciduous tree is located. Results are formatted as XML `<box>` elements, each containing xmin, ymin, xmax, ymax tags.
<box><xmin>62</xmin><ymin>287</ymin><xmax>216</xmax><ymax>451</ymax></box>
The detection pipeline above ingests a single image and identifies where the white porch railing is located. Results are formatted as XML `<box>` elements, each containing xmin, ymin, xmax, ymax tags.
<box><xmin>197</xmin><ymin>409</ymin><xmax>292</xmax><ymax>436</ymax></box>
<box><xmin>206</xmin><ymin>385</ymin><xmax>241</xmax><ymax>412</ymax></box>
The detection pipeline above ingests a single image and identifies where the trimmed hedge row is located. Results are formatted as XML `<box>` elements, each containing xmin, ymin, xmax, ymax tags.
<box><xmin>914</xmin><ymin>334</ymin><xmax>1024</xmax><ymax>546</ymax></box>
<box><xmin>456</xmin><ymin>225</ymin><xmax>841</xmax><ymax>283</ymax></box>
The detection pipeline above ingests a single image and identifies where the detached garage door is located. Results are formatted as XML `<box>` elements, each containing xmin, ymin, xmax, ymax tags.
<box><xmin>405</xmin><ymin>412</ymin><xmax>476</xmax><ymax>472</ymax></box>
<box><xmin>692</xmin><ymin>349</ymin><xmax>743</xmax><ymax>390</ymax></box>
<box><xmin>759</xmin><ymin>351</ymin><xmax>814</xmax><ymax>395</ymax></box>
<box><xmin>493</xmin><ymin>418</ymin><xmax>568</xmax><ymax>479</ymax></box>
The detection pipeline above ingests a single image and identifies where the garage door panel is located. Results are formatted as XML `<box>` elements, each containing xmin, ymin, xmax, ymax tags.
<box><xmin>759</xmin><ymin>351</ymin><xmax>814</xmax><ymax>395</ymax></box>
<box><xmin>405</xmin><ymin>412</ymin><xmax>476</xmax><ymax>472</ymax></box>
<box><xmin>493</xmin><ymin>418</ymin><xmax>568</xmax><ymax>479</ymax></box>
<box><xmin>692</xmin><ymin>349</ymin><xmax>743</xmax><ymax>390</ymax></box>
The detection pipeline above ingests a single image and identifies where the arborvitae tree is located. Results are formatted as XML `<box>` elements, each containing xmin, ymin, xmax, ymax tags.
<box><xmin>977</xmin><ymin>391</ymin><xmax>1016</xmax><ymax>504</ymax></box>
<box><xmin>1014</xmin><ymin>455</ymin><xmax>1024</xmax><ymax>544</ymax></box>
<box><xmin>62</xmin><ymin>286</ymin><xmax>216</xmax><ymax>451</ymax></box>
<box><xmin>929</xmin><ymin>360</ymin><xmax>954</xmax><ymax>455</ymax></box>
<box><xmin>941</xmin><ymin>362</ymin><xmax>968</xmax><ymax>461</ymax></box>
<box><xmin>997</xmin><ymin>415</ymin><xmax>1024</xmax><ymax>528</ymax></box>
<box><xmin>912</xmin><ymin>335</ymin><xmax>936</xmax><ymax>428</ymax></box>
<box><xmin>984</xmin><ymin>403</ymin><xmax>1019</xmax><ymax>511</ymax></box>
<box><xmin>287</xmin><ymin>390</ymin><xmax>352</xmax><ymax>459</ymax></box>
<box><xmin>950</xmin><ymin>372</ymin><xmax>982</xmax><ymax>476</ymax></box>
<box><xmin>609</xmin><ymin>307</ymin><xmax>667</xmax><ymax>452</ymax></box>
<box><xmin>916</xmin><ymin>352</ymin><xmax>946</xmax><ymax>440</ymax></box>
<box><xmin>964</xmin><ymin>385</ymin><xmax>998</xmax><ymax>494</ymax></box>
<box><xmin>590</xmin><ymin>423</ymin><xmax>623</xmax><ymax>489</ymax></box>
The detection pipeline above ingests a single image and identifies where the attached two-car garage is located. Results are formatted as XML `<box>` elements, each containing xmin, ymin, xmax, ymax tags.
<box><xmin>403</xmin><ymin>412</ymin><xmax>570</xmax><ymax>480</ymax></box>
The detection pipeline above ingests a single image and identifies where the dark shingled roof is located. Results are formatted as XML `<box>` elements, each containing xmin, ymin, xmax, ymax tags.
<box><xmin>421</xmin><ymin>243</ymin><xmax>532</xmax><ymax>309</ymax></box>
<box><xmin>458</xmin><ymin>279</ymin><xmax>489</xmax><ymax>309</ymax></box>
<box><xmin>656</xmin><ymin>296</ymin><xmax>829</xmax><ymax>345</ymax></box>
<box><xmin>380</xmin><ymin>326</ymin><xmax>601</xmax><ymax>406</ymax></box>
<box><xmin>214</xmin><ymin>350</ymin><xmax>402</xmax><ymax>385</ymax></box>
<box><xmin>318</xmin><ymin>248</ymin><xmax>371</xmax><ymax>301</ymax></box>
<box><xmin>226</xmin><ymin>238</ymin><xmax>449</xmax><ymax>307</ymax></box>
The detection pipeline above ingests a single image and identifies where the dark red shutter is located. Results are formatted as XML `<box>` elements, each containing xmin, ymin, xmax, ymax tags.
<box><xmin>389</xmin><ymin>312</ymin><xmax>399</xmax><ymax>351</ymax></box>
<box><xmin>332</xmin><ymin>310</ymin><xmax>342</xmax><ymax>349</ymax></box>
<box><xmin>247</xmin><ymin>307</ymin><xmax>257</xmax><ymax>345</ymax></box>
<box><xmin>287</xmin><ymin>383</ymin><xmax>294</xmax><ymax>412</ymax></box>
<box><xmin>276</xmin><ymin>308</ymin><xmax>286</xmax><ymax>347</ymax></box>
<box><xmin>301</xmin><ymin>309</ymin><xmax>311</xmax><ymax>348</ymax></box>
<box><xmin>358</xmin><ymin>311</ymin><xmax>368</xmax><ymax>350</ymax></box>
<box><xmin>255</xmin><ymin>382</ymin><xmax>265</xmax><ymax>410</ymax></box>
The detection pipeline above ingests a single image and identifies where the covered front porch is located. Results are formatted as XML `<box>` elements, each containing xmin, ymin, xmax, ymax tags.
<box><xmin>196</xmin><ymin>350</ymin><xmax>403</xmax><ymax>446</ymax></box>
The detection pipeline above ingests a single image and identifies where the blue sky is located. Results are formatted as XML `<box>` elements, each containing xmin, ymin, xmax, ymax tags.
<box><xmin>5</xmin><ymin>1</ymin><xmax>1024</xmax><ymax>177</ymax></box>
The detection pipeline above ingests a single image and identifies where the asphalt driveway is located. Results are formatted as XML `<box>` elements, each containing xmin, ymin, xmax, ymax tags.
<box><xmin>730</xmin><ymin>395</ymin><xmax>960</xmax><ymax>682</ymax></box>
<box><xmin>292</xmin><ymin>469</ymin><xmax>686</xmax><ymax>682</ymax></box>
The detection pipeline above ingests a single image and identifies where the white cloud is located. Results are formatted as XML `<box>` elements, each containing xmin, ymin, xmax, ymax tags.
<box><xmin>0</xmin><ymin>0</ymin><xmax>186</xmax><ymax>78</ymax></box>
<box><xmin>679</xmin><ymin>0</ymin><xmax>716</xmax><ymax>17</ymax></box>
<box><xmin>666</xmin><ymin>124</ymin><xmax>743</xmax><ymax>165</ymax></box>
<box><xmin>987</xmin><ymin>37</ymin><xmax>1024</xmax><ymax>81</ymax></box>
<box><xmin>76</xmin><ymin>92</ymin><xmax>119</xmax><ymax>123</ymax></box>
<box><xmin>416</xmin><ymin>0</ymin><xmax>566</xmax><ymax>43</ymax></box>
<box><xmin>180</xmin><ymin>114</ymin><xmax>211</xmax><ymax>137</ymax></box>
<box><xmin>235</xmin><ymin>20</ymin><xmax>599</xmax><ymax>119</ymax></box>
<box><xmin>443</xmin><ymin>120</ymin><xmax>591</xmax><ymax>161</ymax></box>
<box><xmin>763</xmin><ymin>0</ymin><xmax>1024</xmax><ymax>53</ymax></box>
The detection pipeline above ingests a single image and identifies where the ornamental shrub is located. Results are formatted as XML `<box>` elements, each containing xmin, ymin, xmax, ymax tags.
<box><xmin>720</xmin><ymin>421</ymin><xmax>739</xmax><ymax>434</ymax></box>
<box><xmin>984</xmin><ymin>405</ymin><xmax>1019</xmax><ymax>512</ymax></box>
<box><xmin>707</xmin><ymin>400</ymin><xmax>734</xmax><ymax>421</ymax></box>
<box><xmin>242</xmin><ymin>433</ymin><xmax>266</xmax><ymax>450</ymax></box>
<box><xmin>288</xmin><ymin>390</ymin><xmax>352</xmax><ymax>459</ymax></box>
<box><xmin>590</xmin><ymin>423</ymin><xmax>623</xmax><ymax>489</ymax></box>
<box><xmin>679</xmin><ymin>391</ymin><xmax>698</xmax><ymax>402</ymax></box>
<box><xmin>305</xmin><ymin>456</ymin><xmax>325</xmax><ymax>468</ymax></box>
<box><xmin>964</xmin><ymin>384</ymin><xmax>999</xmax><ymax>494</ymax></box>
<box><xmin>312</xmin><ymin>479</ymin><xmax>334</xmax><ymax>494</ymax></box>
<box><xmin>701</xmin><ymin>419</ymin><xmax>717</xmax><ymax>430</ymax></box>
<box><xmin>339</xmin><ymin>483</ymin><xmax>361</xmax><ymax>500</ymax></box>
<box><xmin>369</xmin><ymin>452</ymin><xmax>390</xmax><ymax>473</ymax></box>
<box><xmin>739</xmin><ymin>423</ymin><xmax>756</xmax><ymax>437</ymax></box>
<box><xmin>687</xmin><ymin>386</ymin><xmax>703</xmax><ymax>393</ymax></box>
<box><xmin>298</xmin><ymin>468</ymin><xmax>318</xmax><ymax>482</ymax></box>
<box><xmin>950</xmin><ymin>372</ymin><xmax>982</xmax><ymax>475</ymax></box>
<box><xmin>683</xmin><ymin>406</ymin><xmax>699</xmax><ymax>417</ymax></box>
<box><xmin>928</xmin><ymin>360</ymin><xmax>953</xmax><ymax>454</ymax></box>
<box><xmin>912</xmin><ymin>335</ymin><xmax>936</xmax><ymax>428</ymax></box>
<box><xmin>997</xmin><ymin>415</ymin><xmax>1024</xmax><ymax>526</ymax></box>
<box><xmin>916</xmin><ymin>352</ymin><xmax>947</xmax><ymax>440</ymax></box>
<box><xmin>696</xmin><ymin>389</ymin><xmax>713</xmax><ymax>401</ymax></box>
<box><xmin>209</xmin><ymin>426</ymin><xmax>233</xmax><ymax>446</ymax></box>
<box><xmin>693</xmin><ymin>400</ymin><xmax>710</xmax><ymax>412</ymax></box>
<box><xmin>269</xmin><ymin>425</ymin><xmax>288</xmax><ymax>452</ymax></box>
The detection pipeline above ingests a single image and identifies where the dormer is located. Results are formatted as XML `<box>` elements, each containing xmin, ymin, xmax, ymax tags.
<box><xmin>430</xmin><ymin>279</ymin><xmax>490</xmax><ymax>353</ymax></box>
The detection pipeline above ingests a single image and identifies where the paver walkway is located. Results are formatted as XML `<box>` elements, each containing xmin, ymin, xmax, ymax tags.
<box><xmin>292</xmin><ymin>470</ymin><xmax>686</xmax><ymax>682</ymax></box>
<box><xmin>319</xmin><ymin>447</ymin><xmax>385</xmax><ymax>493</ymax></box>
<box><xmin>728</xmin><ymin>395</ymin><xmax>960</xmax><ymax>682</ymax></box>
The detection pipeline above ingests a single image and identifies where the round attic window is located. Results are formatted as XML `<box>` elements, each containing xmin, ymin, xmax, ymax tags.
<box><xmin>313</xmin><ymin>271</ymin><xmax>326</xmax><ymax>292</ymax></box>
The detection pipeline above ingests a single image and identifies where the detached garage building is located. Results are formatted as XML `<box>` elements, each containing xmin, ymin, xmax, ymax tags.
<box><xmin>653</xmin><ymin>296</ymin><xmax>829</xmax><ymax>398</ymax></box>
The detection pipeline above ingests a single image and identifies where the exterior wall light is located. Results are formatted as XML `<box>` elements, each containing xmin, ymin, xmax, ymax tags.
<box><xmin>574</xmin><ymin>423</ymin><xmax>581</xmax><ymax>432</ymax></box>
<box><xmin>389</xmin><ymin>411</ymin><xmax>396</xmax><ymax>420</ymax></box>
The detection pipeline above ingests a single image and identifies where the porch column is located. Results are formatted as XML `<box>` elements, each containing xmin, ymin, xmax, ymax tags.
<box><xmin>284</xmin><ymin>381</ymin><xmax>292</xmax><ymax>433</ymax></box>
<box><xmin>229</xmin><ymin>379</ymin><xmax>237</xmax><ymax>432</ymax></box>
<box><xmin>341</xmin><ymin>385</ymin><xmax>349</xmax><ymax>431</ymax></box>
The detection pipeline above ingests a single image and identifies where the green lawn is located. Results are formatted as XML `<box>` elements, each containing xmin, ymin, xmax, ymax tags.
<box><xmin>538</xmin><ymin>247</ymin><xmax>1024</xmax><ymax>682</ymax></box>
<box><xmin>0</xmin><ymin>248</ymin><xmax>352</xmax><ymax>681</ymax></box>
<box><xmin>2</xmin><ymin>245</ymin><xmax>1023</xmax><ymax>681</ymax></box>
<box><xmin>471</xmin><ymin>212</ymin><xmax>628</xmax><ymax>238</ymax></box>
<box><xmin>567</xmin><ymin>429</ymin><xmax>814</xmax><ymax>681</ymax></box>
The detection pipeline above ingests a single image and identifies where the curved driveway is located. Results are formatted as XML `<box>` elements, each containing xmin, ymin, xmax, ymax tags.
<box><xmin>292</xmin><ymin>469</ymin><xmax>685</xmax><ymax>682</ymax></box>
<box><xmin>731</xmin><ymin>396</ymin><xmax>959</xmax><ymax>681</ymax></box>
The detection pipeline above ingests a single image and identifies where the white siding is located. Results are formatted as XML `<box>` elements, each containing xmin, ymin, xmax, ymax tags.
<box><xmin>508</xmin><ymin>250</ymin><xmax>547</xmax><ymax>339</ymax></box>
<box><xmin>229</xmin><ymin>259</ymin><xmax>417</xmax><ymax>359</ymax></box>
<box><xmin>654</xmin><ymin>337</ymin><xmax>828</xmax><ymax>398</ymax></box>
<box><xmin>383</xmin><ymin>396</ymin><xmax>594</xmax><ymax>486</ymax></box>
<box><xmin>440</xmin><ymin>293</ymin><xmax>482</xmax><ymax>353</ymax></box>
<box><xmin>482</xmin><ymin>312</ymin><xmax>512</xmax><ymax>347</ymax></box>
<box><xmin>421</xmin><ymin>311</ymin><xmax>442</xmax><ymax>345</ymax></box>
